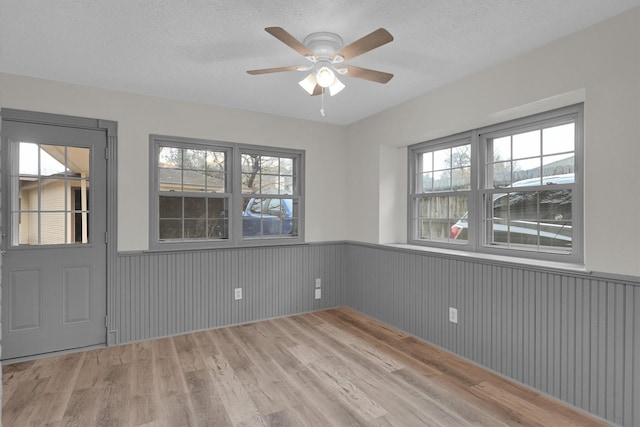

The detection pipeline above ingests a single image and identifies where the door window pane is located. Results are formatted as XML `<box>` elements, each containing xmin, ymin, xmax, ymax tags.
<box><xmin>13</xmin><ymin>142</ymin><xmax>91</xmax><ymax>246</ymax></box>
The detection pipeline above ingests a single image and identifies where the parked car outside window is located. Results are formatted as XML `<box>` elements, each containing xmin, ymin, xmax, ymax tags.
<box><xmin>242</xmin><ymin>198</ymin><xmax>294</xmax><ymax>236</ymax></box>
<box><xmin>450</xmin><ymin>173</ymin><xmax>573</xmax><ymax>248</ymax></box>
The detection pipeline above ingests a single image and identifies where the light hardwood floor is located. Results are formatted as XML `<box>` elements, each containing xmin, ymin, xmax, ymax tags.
<box><xmin>3</xmin><ymin>307</ymin><xmax>609</xmax><ymax>426</ymax></box>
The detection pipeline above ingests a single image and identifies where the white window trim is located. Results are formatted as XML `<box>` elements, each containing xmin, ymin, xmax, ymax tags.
<box><xmin>408</xmin><ymin>104</ymin><xmax>583</xmax><ymax>264</ymax></box>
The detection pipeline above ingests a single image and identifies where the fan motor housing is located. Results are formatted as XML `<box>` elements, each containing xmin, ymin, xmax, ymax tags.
<box><xmin>303</xmin><ymin>32</ymin><xmax>343</xmax><ymax>59</ymax></box>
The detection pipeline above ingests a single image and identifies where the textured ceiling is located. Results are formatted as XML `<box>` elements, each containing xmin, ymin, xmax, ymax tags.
<box><xmin>1</xmin><ymin>0</ymin><xmax>639</xmax><ymax>125</ymax></box>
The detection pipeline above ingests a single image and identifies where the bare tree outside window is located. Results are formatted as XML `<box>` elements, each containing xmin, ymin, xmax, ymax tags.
<box><xmin>150</xmin><ymin>136</ymin><xmax>304</xmax><ymax>249</ymax></box>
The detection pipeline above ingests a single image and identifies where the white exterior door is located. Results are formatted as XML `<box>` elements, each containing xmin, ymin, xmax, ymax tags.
<box><xmin>1</xmin><ymin>120</ymin><xmax>107</xmax><ymax>360</ymax></box>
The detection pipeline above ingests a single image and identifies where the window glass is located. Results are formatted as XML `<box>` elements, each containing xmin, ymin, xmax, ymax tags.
<box><xmin>484</xmin><ymin>189</ymin><xmax>572</xmax><ymax>251</ymax></box>
<box><xmin>12</xmin><ymin>142</ymin><xmax>91</xmax><ymax>246</ymax></box>
<box><xmin>151</xmin><ymin>137</ymin><xmax>303</xmax><ymax>247</ymax></box>
<box><xmin>239</xmin><ymin>151</ymin><xmax>299</xmax><ymax>240</ymax></box>
<box><xmin>242</xmin><ymin>197</ymin><xmax>297</xmax><ymax>238</ymax></box>
<box><xmin>409</xmin><ymin>105</ymin><xmax>582</xmax><ymax>262</ymax></box>
<box><xmin>156</xmin><ymin>144</ymin><xmax>229</xmax><ymax>242</ymax></box>
<box><xmin>416</xmin><ymin>195</ymin><xmax>468</xmax><ymax>242</ymax></box>
<box><xmin>207</xmin><ymin>198</ymin><xmax>228</xmax><ymax>239</ymax></box>
<box><xmin>413</xmin><ymin>142</ymin><xmax>471</xmax><ymax>244</ymax></box>
<box><xmin>483</xmin><ymin>120</ymin><xmax>576</xmax><ymax>253</ymax></box>
<box><xmin>241</xmin><ymin>154</ymin><xmax>295</xmax><ymax>195</ymax></box>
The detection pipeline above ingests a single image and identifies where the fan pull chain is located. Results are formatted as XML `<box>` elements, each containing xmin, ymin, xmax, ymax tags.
<box><xmin>320</xmin><ymin>88</ymin><xmax>326</xmax><ymax>117</ymax></box>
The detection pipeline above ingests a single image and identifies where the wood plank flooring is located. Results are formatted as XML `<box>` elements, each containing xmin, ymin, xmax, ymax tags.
<box><xmin>3</xmin><ymin>307</ymin><xmax>610</xmax><ymax>426</ymax></box>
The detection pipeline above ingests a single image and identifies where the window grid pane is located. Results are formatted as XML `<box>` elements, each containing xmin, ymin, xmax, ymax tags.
<box><xmin>486</xmin><ymin>123</ymin><xmax>575</xmax><ymax>188</ymax></box>
<box><xmin>239</xmin><ymin>151</ymin><xmax>300</xmax><ymax>240</ymax></box>
<box><xmin>158</xmin><ymin>195</ymin><xmax>229</xmax><ymax>241</ymax></box>
<box><xmin>153</xmin><ymin>137</ymin><xmax>303</xmax><ymax>246</ymax></box>
<box><xmin>409</xmin><ymin>105</ymin><xmax>581</xmax><ymax>261</ymax></box>
<box><xmin>242</xmin><ymin>196</ymin><xmax>298</xmax><ymax>239</ymax></box>
<box><xmin>157</xmin><ymin>144</ymin><xmax>231</xmax><ymax>242</ymax></box>
<box><xmin>483</xmin><ymin>120</ymin><xmax>575</xmax><ymax>254</ymax></box>
<box><xmin>13</xmin><ymin>142</ymin><xmax>91</xmax><ymax>246</ymax></box>
<box><xmin>416</xmin><ymin>195</ymin><xmax>468</xmax><ymax>243</ymax></box>
<box><xmin>482</xmin><ymin>189</ymin><xmax>572</xmax><ymax>253</ymax></box>
<box><xmin>242</xmin><ymin>154</ymin><xmax>297</xmax><ymax>196</ymax></box>
<box><xmin>412</xmin><ymin>142</ymin><xmax>470</xmax><ymax>243</ymax></box>
<box><xmin>159</xmin><ymin>146</ymin><xmax>227</xmax><ymax>193</ymax></box>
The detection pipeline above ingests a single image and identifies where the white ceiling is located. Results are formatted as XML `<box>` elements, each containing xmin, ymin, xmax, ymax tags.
<box><xmin>1</xmin><ymin>1</ymin><xmax>639</xmax><ymax>125</ymax></box>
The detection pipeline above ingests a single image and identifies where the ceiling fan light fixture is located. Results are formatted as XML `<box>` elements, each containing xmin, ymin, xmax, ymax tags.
<box><xmin>249</xmin><ymin>26</ymin><xmax>394</xmax><ymax>107</ymax></box>
<box><xmin>316</xmin><ymin>66</ymin><xmax>336</xmax><ymax>88</ymax></box>
<box><xmin>329</xmin><ymin>77</ymin><xmax>345</xmax><ymax>96</ymax></box>
<box><xmin>298</xmin><ymin>73</ymin><xmax>317</xmax><ymax>95</ymax></box>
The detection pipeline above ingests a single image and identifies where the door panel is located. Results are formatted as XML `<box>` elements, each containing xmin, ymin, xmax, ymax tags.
<box><xmin>2</xmin><ymin>120</ymin><xmax>107</xmax><ymax>360</ymax></box>
<box><xmin>62</xmin><ymin>266</ymin><xmax>92</xmax><ymax>324</ymax></box>
<box><xmin>9</xmin><ymin>269</ymin><xmax>42</xmax><ymax>331</ymax></box>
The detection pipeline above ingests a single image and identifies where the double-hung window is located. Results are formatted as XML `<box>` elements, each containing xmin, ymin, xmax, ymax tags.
<box><xmin>155</xmin><ymin>140</ymin><xmax>231</xmax><ymax>242</ymax></box>
<box><xmin>240</xmin><ymin>149</ymin><xmax>301</xmax><ymax>240</ymax></box>
<box><xmin>409</xmin><ymin>104</ymin><xmax>583</xmax><ymax>263</ymax></box>
<box><xmin>150</xmin><ymin>136</ymin><xmax>304</xmax><ymax>249</ymax></box>
<box><xmin>411</xmin><ymin>135</ymin><xmax>473</xmax><ymax>244</ymax></box>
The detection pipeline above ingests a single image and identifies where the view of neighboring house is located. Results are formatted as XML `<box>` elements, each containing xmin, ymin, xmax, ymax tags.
<box><xmin>16</xmin><ymin>143</ymin><xmax>90</xmax><ymax>246</ymax></box>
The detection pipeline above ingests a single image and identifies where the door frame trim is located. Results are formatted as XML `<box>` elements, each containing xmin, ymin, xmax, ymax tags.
<box><xmin>0</xmin><ymin>108</ymin><xmax>119</xmax><ymax>347</ymax></box>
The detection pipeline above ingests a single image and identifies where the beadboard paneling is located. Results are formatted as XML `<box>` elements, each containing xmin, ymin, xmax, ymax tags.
<box><xmin>345</xmin><ymin>243</ymin><xmax>639</xmax><ymax>427</ymax></box>
<box><xmin>109</xmin><ymin>241</ymin><xmax>638</xmax><ymax>426</ymax></box>
<box><xmin>110</xmin><ymin>243</ymin><xmax>347</xmax><ymax>344</ymax></box>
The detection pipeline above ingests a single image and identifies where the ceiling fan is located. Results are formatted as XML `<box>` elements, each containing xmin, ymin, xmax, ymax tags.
<box><xmin>247</xmin><ymin>27</ymin><xmax>394</xmax><ymax>98</ymax></box>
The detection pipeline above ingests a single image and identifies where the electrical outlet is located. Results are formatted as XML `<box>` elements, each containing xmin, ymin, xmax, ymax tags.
<box><xmin>315</xmin><ymin>278</ymin><xmax>322</xmax><ymax>288</ymax></box>
<box><xmin>449</xmin><ymin>307</ymin><xmax>458</xmax><ymax>324</ymax></box>
<box><xmin>315</xmin><ymin>288</ymin><xmax>321</xmax><ymax>299</ymax></box>
<box><xmin>234</xmin><ymin>288</ymin><xmax>242</xmax><ymax>301</ymax></box>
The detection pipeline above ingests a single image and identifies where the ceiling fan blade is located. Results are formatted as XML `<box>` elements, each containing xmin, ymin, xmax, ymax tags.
<box><xmin>334</xmin><ymin>28</ymin><xmax>393</xmax><ymax>61</ymax></box>
<box><xmin>311</xmin><ymin>84</ymin><xmax>323</xmax><ymax>96</ymax></box>
<box><xmin>265</xmin><ymin>27</ymin><xmax>316</xmax><ymax>59</ymax></box>
<box><xmin>345</xmin><ymin>65</ymin><xmax>393</xmax><ymax>83</ymax></box>
<box><xmin>247</xmin><ymin>66</ymin><xmax>302</xmax><ymax>75</ymax></box>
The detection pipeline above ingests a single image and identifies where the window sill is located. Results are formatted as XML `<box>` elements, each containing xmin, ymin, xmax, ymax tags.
<box><xmin>384</xmin><ymin>243</ymin><xmax>589</xmax><ymax>274</ymax></box>
<box><xmin>142</xmin><ymin>237</ymin><xmax>306</xmax><ymax>254</ymax></box>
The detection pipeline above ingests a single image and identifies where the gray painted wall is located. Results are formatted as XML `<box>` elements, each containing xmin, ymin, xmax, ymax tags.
<box><xmin>108</xmin><ymin>241</ymin><xmax>639</xmax><ymax>426</ymax></box>
<box><xmin>345</xmin><ymin>243</ymin><xmax>639</xmax><ymax>427</ymax></box>
<box><xmin>109</xmin><ymin>243</ymin><xmax>347</xmax><ymax>344</ymax></box>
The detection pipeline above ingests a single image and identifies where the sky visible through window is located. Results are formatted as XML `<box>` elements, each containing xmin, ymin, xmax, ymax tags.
<box><xmin>19</xmin><ymin>142</ymin><xmax>68</xmax><ymax>176</ymax></box>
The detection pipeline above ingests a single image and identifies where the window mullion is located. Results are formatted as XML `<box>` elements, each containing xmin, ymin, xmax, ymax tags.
<box><xmin>409</xmin><ymin>104</ymin><xmax>582</xmax><ymax>263</ymax></box>
<box><xmin>468</xmin><ymin>131</ymin><xmax>480</xmax><ymax>251</ymax></box>
<box><xmin>233</xmin><ymin>144</ymin><xmax>243</xmax><ymax>244</ymax></box>
<box><xmin>151</xmin><ymin>136</ymin><xmax>303</xmax><ymax>249</ymax></box>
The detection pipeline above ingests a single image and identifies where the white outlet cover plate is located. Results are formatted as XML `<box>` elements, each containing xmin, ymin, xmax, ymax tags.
<box><xmin>315</xmin><ymin>288</ymin><xmax>321</xmax><ymax>299</ymax></box>
<box><xmin>315</xmin><ymin>278</ymin><xmax>321</xmax><ymax>288</ymax></box>
<box><xmin>234</xmin><ymin>288</ymin><xmax>242</xmax><ymax>300</ymax></box>
<box><xmin>449</xmin><ymin>307</ymin><xmax>458</xmax><ymax>324</ymax></box>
